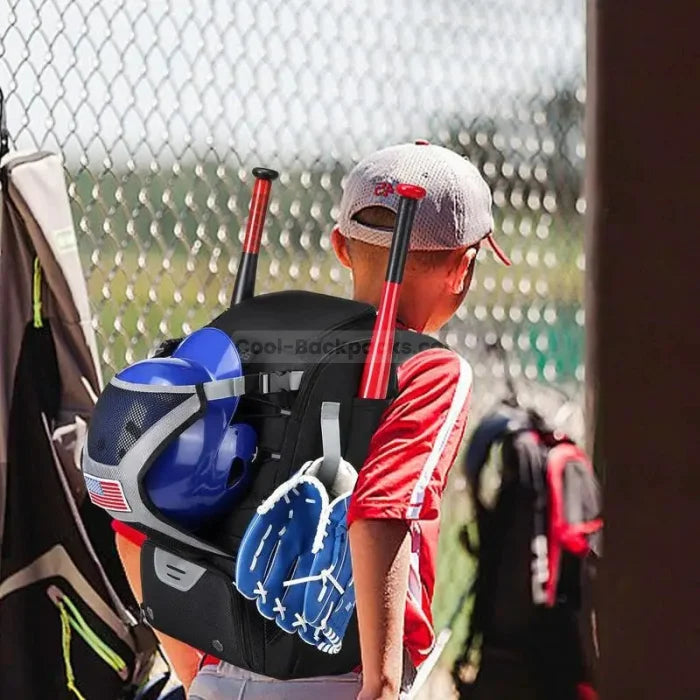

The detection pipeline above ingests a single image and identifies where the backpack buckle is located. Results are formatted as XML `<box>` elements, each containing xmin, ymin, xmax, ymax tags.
<box><xmin>260</xmin><ymin>371</ymin><xmax>303</xmax><ymax>393</ymax></box>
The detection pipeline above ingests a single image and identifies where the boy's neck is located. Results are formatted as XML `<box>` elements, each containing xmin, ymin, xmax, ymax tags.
<box><xmin>352</xmin><ymin>287</ymin><xmax>428</xmax><ymax>333</ymax></box>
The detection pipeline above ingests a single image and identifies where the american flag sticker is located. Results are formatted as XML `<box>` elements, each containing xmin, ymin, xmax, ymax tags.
<box><xmin>84</xmin><ymin>474</ymin><xmax>131</xmax><ymax>512</ymax></box>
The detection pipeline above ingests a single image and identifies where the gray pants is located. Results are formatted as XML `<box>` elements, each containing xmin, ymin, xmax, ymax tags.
<box><xmin>188</xmin><ymin>663</ymin><xmax>362</xmax><ymax>700</ymax></box>
<box><xmin>188</xmin><ymin>655</ymin><xmax>416</xmax><ymax>700</ymax></box>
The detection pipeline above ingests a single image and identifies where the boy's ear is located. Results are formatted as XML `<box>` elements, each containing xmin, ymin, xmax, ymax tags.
<box><xmin>331</xmin><ymin>227</ymin><xmax>352</xmax><ymax>269</ymax></box>
<box><xmin>449</xmin><ymin>247</ymin><xmax>478</xmax><ymax>295</ymax></box>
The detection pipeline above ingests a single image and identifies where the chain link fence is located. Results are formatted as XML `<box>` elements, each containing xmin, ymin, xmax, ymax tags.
<box><xmin>1</xmin><ymin>0</ymin><xmax>586</xmax><ymax>413</ymax></box>
<box><xmin>1</xmin><ymin>1</ymin><xmax>586</xmax><ymax>413</ymax></box>
<box><xmin>1</xmin><ymin>1</ymin><xmax>586</xmax><ymax>689</ymax></box>
<box><xmin>3</xmin><ymin>2</ymin><xmax>586</xmax><ymax>425</ymax></box>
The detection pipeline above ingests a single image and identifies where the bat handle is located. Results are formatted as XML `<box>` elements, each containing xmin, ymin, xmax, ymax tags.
<box><xmin>231</xmin><ymin>166</ymin><xmax>279</xmax><ymax>306</ymax></box>
<box><xmin>358</xmin><ymin>183</ymin><xmax>426</xmax><ymax>399</ymax></box>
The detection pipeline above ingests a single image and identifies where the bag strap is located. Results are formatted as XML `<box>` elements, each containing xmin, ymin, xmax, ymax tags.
<box><xmin>112</xmin><ymin>370</ymin><xmax>304</xmax><ymax>401</ymax></box>
<box><xmin>317</xmin><ymin>401</ymin><xmax>342</xmax><ymax>486</ymax></box>
<box><xmin>202</xmin><ymin>370</ymin><xmax>303</xmax><ymax>400</ymax></box>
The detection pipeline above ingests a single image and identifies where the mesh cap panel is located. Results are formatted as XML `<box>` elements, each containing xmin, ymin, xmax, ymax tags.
<box><xmin>337</xmin><ymin>142</ymin><xmax>494</xmax><ymax>251</ymax></box>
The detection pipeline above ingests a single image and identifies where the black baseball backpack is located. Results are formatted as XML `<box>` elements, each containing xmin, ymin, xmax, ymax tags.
<box><xmin>453</xmin><ymin>401</ymin><xmax>602</xmax><ymax>700</ymax></box>
<box><xmin>88</xmin><ymin>290</ymin><xmax>441</xmax><ymax>679</ymax></box>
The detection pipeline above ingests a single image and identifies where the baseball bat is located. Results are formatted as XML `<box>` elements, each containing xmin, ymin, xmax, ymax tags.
<box><xmin>231</xmin><ymin>166</ymin><xmax>279</xmax><ymax>306</ymax></box>
<box><xmin>358</xmin><ymin>183</ymin><xmax>426</xmax><ymax>399</ymax></box>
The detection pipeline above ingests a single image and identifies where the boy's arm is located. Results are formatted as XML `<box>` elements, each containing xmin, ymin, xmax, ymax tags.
<box><xmin>114</xmin><ymin>530</ymin><xmax>202</xmax><ymax>689</ymax></box>
<box><xmin>350</xmin><ymin>519</ymin><xmax>410</xmax><ymax>700</ymax></box>
<box><xmin>347</xmin><ymin>349</ymin><xmax>472</xmax><ymax>692</ymax></box>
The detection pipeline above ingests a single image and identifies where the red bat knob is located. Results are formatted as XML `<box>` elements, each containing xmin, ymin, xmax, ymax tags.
<box><xmin>396</xmin><ymin>183</ymin><xmax>426</xmax><ymax>200</ymax></box>
<box><xmin>252</xmin><ymin>167</ymin><xmax>279</xmax><ymax>181</ymax></box>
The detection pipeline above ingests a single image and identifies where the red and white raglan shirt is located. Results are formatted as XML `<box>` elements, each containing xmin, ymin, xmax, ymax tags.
<box><xmin>348</xmin><ymin>346</ymin><xmax>472</xmax><ymax>669</ymax></box>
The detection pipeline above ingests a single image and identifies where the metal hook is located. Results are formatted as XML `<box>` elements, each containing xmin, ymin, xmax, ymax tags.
<box><xmin>0</xmin><ymin>86</ymin><xmax>9</xmax><ymax>161</ymax></box>
<box><xmin>485</xmin><ymin>339</ymin><xmax>519</xmax><ymax>407</ymax></box>
<box><xmin>485</xmin><ymin>338</ymin><xmax>577</xmax><ymax>431</ymax></box>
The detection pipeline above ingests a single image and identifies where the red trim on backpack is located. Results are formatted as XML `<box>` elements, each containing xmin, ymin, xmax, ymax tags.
<box><xmin>577</xmin><ymin>682</ymin><xmax>599</xmax><ymax>700</ymax></box>
<box><xmin>201</xmin><ymin>654</ymin><xmax>220</xmax><ymax>668</ymax></box>
<box><xmin>545</xmin><ymin>443</ymin><xmax>602</xmax><ymax>607</ymax></box>
<box><xmin>111</xmin><ymin>519</ymin><xmax>147</xmax><ymax>547</ymax></box>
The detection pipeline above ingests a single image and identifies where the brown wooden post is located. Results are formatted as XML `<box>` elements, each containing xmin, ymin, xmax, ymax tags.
<box><xmin>586</xmin><ymin>1</ymin><xmax>700</xmax><ymax>698</ymax></box>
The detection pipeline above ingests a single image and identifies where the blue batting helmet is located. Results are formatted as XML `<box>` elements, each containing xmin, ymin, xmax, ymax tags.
<box><xmin>83</xmin><ymin>327</ymin><xmax>256</xmax><ymax>533</ymax></box>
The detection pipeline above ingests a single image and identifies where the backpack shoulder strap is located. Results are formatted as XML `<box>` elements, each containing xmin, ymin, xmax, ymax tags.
<box><xmin>545</xmin><ymin>441</ymin><xmax>603</xmax><ymax>606</ymax></box>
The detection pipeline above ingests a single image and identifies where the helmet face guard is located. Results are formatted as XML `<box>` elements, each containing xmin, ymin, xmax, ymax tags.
<box><xmin>82</xmin><ymin>328</ymin><xmax>256</xmax><ymax>555</ymax></box>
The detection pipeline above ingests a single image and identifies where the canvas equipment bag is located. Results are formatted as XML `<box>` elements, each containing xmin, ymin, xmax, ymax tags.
<box><xmin>453</xmin><ymin>402</ymin><xmax>602</xmax><ymax>700</ymax></box>
<box><xmin>0</xmin><ymin>145</ymin><xmax>157</xmax><ymax>699</ymax></box>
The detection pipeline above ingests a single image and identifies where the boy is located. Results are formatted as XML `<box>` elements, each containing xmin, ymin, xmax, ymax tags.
<box><xmin>115</xmin><ymin>141</ymin><xmax>509</xmax><ymax>699</ymax></box>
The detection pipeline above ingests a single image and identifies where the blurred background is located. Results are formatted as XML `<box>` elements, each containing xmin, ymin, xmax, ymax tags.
<box><xmin>0</xmin><ymin>0</ymin><xmax>586</xmax><ymax>695</ymax></box>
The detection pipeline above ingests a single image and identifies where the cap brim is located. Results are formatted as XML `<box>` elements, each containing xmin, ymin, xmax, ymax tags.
<box><xmin>484</xmin><ymin>233</ymin><xmax>512</xmax><ymax>266</ymax></box>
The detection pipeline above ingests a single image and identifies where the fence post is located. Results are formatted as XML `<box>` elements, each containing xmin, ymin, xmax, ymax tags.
<box><xmin>587</xmin><ymin>1</ymin><xmax>700</xmax><ymax>697</ymax></box>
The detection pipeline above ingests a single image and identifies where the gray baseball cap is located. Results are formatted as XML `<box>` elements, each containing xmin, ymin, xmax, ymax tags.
<box><xmin>338</xmin><ymin>140</ymin><xmax>510</xmax><ymax>264</ymax></box>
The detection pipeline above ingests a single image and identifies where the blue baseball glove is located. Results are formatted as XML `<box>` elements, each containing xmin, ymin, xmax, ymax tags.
<box><xmin>301</xmin><ymin>492</ymin><xmax>356</xmax><ymax>653</ymax></box>
<box><xmin>234</xmin><ymin>456</ymin><xmax>357</xmax><ymax>652</ymax></box>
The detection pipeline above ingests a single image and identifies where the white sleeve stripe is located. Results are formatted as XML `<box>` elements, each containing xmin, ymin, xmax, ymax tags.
<box><xmin>405</xmin><ymin>356</ymin><xmax>472</xmax><ymax>519</ymax></box>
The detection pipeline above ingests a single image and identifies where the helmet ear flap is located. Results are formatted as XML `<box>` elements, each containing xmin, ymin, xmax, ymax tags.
<box><xmin>215</xmin><ymin>423</ymin><xmax>258</xmax><ymax>495</ymax></box>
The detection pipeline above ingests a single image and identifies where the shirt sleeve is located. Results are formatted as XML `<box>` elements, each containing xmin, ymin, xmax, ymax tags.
<box><xmin>347</xmin><ymin>348</ymin><xmax>472</xmax><ymax>525</ymax></box>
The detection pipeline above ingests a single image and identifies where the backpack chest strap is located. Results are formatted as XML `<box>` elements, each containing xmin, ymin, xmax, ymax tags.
<box><xmin>203</xmin><ymin>370</ymin><xmax>304</xmax><ymax>400</ymax></box>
